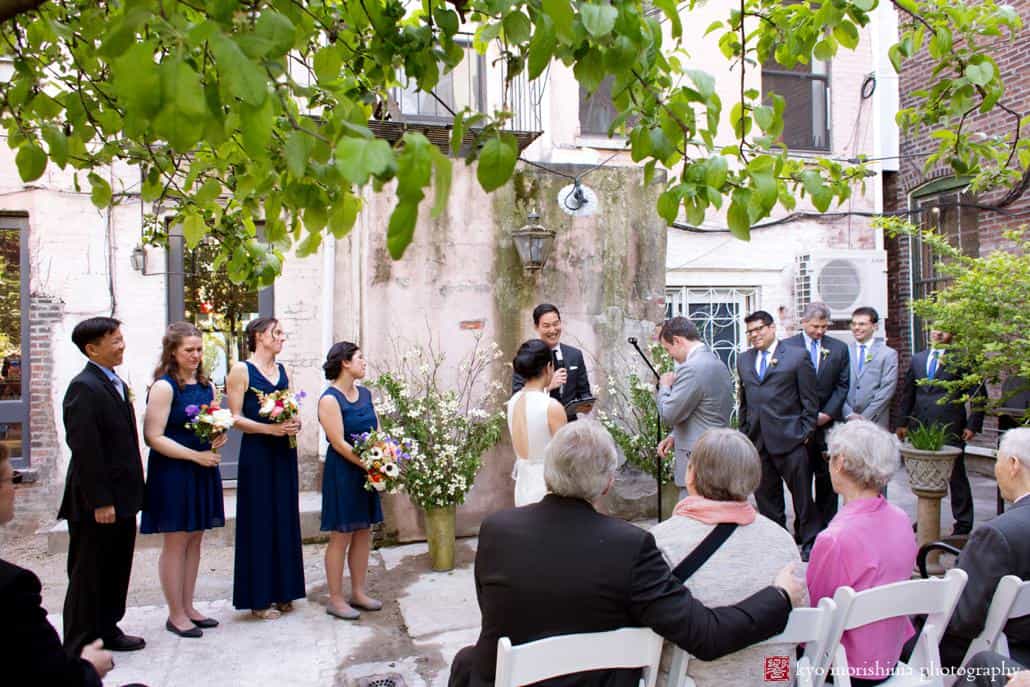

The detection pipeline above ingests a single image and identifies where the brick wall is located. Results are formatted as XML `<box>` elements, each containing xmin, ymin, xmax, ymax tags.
<box><xmin>885</xmin><ymin>0</ymin><xmax>1030</xmax><ymax>431</ymax></box>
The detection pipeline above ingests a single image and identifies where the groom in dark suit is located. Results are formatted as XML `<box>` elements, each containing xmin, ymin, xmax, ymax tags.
<box><xmin>448</xmin><ymin>420</ymin><xmax>802</xmax><ymax>687</ymax></box>
<box><xmin>59</xmin><ymin>317</ymin><xmax>146</xmax><ymax>655</ymax></box>
<box><xmin>512</xmin><ymin>304</ymin><xmax>592</xmax><ymax>420</ymax></box>
<box><xmin>782</xmin><ymin>302</ymin><xmax>850</xmax><ymax>528</ymax></box>
<box><xmin>737</xmin><ymin>310</ymin><xmax>820</xmax><ymax>558</ymax></box>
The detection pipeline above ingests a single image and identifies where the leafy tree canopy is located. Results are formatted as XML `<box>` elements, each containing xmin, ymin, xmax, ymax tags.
<box><xmin>0</xmin><ymin>0</ymin><xmax>1024</xmax><ymax>286</ymax></box>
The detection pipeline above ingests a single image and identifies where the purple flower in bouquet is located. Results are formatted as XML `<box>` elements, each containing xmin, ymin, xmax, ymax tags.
<box><xmin>184</xmin><ymin>404</ymin><xmax>200</xmax><ymax>419</ymax></box>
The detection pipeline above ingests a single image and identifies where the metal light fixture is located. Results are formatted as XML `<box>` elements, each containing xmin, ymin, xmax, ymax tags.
<box><xmin>130</xmin><ymin>244</ymin><xmax>146</xmax><ymax>273</ymax></box>
<box><xmin>511</xmin><ymin>211</ymin><xmax>556</xmax><ymax>272</ymax></box>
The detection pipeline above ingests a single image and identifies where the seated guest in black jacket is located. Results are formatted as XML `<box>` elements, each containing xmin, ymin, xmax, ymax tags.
<box><xmin>448</xmin><ymin>419</ymin><xmax>802</xmax><ymax>687</ymax></box>
<box><xmin>941</xmin><ymin>428</ymin><xmax>1030</xmax><ymax>668</ymax></box>
<box><xmin>0</xmin><ymin>445</ymin><xmax>114</xmax><ymax>686</ymax></box>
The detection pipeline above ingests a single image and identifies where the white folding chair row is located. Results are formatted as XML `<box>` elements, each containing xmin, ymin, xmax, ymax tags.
<box><xmin>666</xmin><ymin>597</ymin><xmax>840</xmax><ymax>687</ymax></box>
<box><xmin>944</xmin><ymin>575</ymin><xmax>1030</xmax><ymax>687</ymax></box>
<box><xmin>825</xmin><ymin>568</ymin><xmax>969</xmax><ymax>687</ymax></box>
<box><xmin>494</xmin><ymin>626</ymin><xmax>665</xmax><ymax>687</ymax></box>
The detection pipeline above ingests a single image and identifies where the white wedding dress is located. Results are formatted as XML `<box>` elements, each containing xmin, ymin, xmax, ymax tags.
<box><xmin>507</xmin><ymin>389</ymin><xmax>554</xmax><ymax>507</ymax></box>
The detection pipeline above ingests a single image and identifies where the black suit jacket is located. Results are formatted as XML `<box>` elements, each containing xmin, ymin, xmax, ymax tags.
<box><xmin>898</xmin><ymin>350</ymin><xmax>985</xmax><ymax>443</ymax></box>
<box><xmin>512</xmin><ymin>343</ymin><xmax>591</xmax><ymax>420</ymax></box>
<box><xmin>941</xmin><ymin>497</ymin><xmax>1030</xmax><ymax>667</ymax></box>
<box><xmin>58</xmin><ymin>363</ymin><xmax>144</xmax><ymax>521</ymax></box>
<box><xmin>0</xmin><ymin>559</ymin><xmax>103</xmax><ymax>687</ymax></box>
<box><xmin>737</xmin><ymin>343</ymin><xmax>819</xmax><ymax>455</ymax></box>
<box><xmin>783</xmin><ymin>334</ymin><xmax>850</xmax><ymax>421</ymax></box>
<box><xmin>456</xmin><ymin>495</ymin><xmax>791</xmax><ymax>687</ymax></box>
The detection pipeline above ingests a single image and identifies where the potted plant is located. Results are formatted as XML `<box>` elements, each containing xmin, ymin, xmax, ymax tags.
<box><xmin>599</xmin><ymin>343</ymin><xmax>678</xmax><ymax>520</ymax></box>
<box><xmin>901</xmin><ymin>420</ymin><xmax>963</xmax><ymax>548</ymax></box>
<box><xmin>374</xmin><ymin>337</ymin><xmax>505</xmax><ymax>571</ymax></box>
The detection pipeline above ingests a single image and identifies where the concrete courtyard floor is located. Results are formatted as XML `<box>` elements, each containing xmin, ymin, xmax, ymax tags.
<box><xmin>3</xmin><ymin>465</ymin><xmax>1001</xmax><ymax>687</ymax></box>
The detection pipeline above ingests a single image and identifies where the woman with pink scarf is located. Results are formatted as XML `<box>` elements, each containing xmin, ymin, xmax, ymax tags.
<box><xmin>651</xmin><ymin>428</ymin><xmax>804</xmax><ymax>687</ymax></box>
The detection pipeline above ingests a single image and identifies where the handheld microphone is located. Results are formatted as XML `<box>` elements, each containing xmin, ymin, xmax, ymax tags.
<box><xmin>553</xmin><ymin>346</ymin><xmax>565</xmax><ymax>396</ymax></box>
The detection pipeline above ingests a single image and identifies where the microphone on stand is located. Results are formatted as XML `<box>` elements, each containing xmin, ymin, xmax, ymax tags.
<box><xmin>628</xmin><ymin>336</ymin><xmax>638</xmax><ymax>345</ymax></box>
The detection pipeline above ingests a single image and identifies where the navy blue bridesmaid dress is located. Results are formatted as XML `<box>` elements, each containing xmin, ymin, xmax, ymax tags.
<box><xmin>140</xmin><ymin>374</ymin><xmax>225</xmax><ymax>534</ymax></box>
<box><xmin>320</xmin><ymin>386</ymin><xmax>384</xmax><ymax>532</ymax></box>
<box><xmin>232</xmin><ymin>361</ymin><xmax>305</xmax><ymax>610</ymax></box>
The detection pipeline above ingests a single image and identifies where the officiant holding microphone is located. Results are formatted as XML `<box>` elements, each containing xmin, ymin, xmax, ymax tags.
<box><xmin>512</xmin><ymin>304</ymin><xmax>593</xmax><ymax>421</ymax></box>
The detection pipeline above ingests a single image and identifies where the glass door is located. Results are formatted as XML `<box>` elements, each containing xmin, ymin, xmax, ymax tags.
<box><xmin>0</xmin><ymin>216</ymin><xmax>27</xmax><ymax>467</ymax></box>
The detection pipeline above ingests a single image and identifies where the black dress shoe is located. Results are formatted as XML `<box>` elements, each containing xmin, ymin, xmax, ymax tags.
<box><xmin>166</xmin><ymin>619</ymin><xmax>203</xmax><ymax>638</ymax></box>
<box><xmin>189</xmin><ymin>616</ymin><xmax>219</xmax><ymax>629</ymax></box>
<box><xmin>104</xmin><ymin>633</ymin><xmax>146</xmax><ymax>651</ymax></box>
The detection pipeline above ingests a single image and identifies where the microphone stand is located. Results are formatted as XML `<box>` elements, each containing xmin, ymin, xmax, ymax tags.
<box><xmin>628</xmin><ymin>337</ymin><xmax>664</xmax><ymax>522</ymax></box>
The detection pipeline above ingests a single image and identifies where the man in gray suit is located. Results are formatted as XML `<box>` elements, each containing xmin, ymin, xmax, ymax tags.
<box><xmin>842</xmin><ymin>307</ymin><xmax>898</xmax><ymax>428</ymax></box>
<box><xmin>656</xmin><ymin>317</ymin><xmax>734</xmax><ymax>499</ymax></box>
<box><xmin>737</xmin><ymin>310</ymin><xmax>820</xmax><ymax>559</ymax></box>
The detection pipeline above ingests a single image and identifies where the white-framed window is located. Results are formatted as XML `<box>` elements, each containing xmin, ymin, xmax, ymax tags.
<box><xmin>665</xmin><ymin>287</ymin><xmax>758</xmax><ymax>371</ymax></box>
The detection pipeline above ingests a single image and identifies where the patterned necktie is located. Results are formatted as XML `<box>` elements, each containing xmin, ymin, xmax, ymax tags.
<box><xmin>758</xmin><ymin>350</ymin><xmax>769</xmax><ymax>381</ymax></box>
<box><xmin>858</xmin><ymin>344</ymin><xmax>866</xmax><ymax>373</ymax></box>
<box><xmin>928</xmin><ymin>350</ymin><xmax>940</xmax><ymax>380</ymax></box>
<box><xmin>810</xmin><ymin>339</ymin><xmax>820</xmax><ymax>371</ymax></box>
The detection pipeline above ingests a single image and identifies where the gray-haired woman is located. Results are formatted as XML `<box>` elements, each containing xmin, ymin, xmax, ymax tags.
<box><xmin>651</xmin><ymin>428</ymin><xmax>803</xmax><ymax>687</ymax></box>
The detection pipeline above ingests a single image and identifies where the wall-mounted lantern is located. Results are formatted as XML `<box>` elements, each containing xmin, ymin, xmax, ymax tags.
<box><xmin>130</xmin><ymin>244</ymin><xmax>146</xmax><ymax>273</ymax></box>
<box><xmin>510</xmin><ymin>211</ymin><xmax>555</xmax><ymax>272</ymax></box>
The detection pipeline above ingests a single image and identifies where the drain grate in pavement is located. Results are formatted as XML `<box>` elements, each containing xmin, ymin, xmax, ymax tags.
<box><xmin>355</xmin><ymin>673</ymin><xmax>406</xmax><ymax>687</ymax></box>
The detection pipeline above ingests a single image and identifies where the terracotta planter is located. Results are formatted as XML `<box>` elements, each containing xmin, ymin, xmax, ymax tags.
<box><xmin>424</xmin><ymin>505</ymin><xmax>456</xmax><ymax>572</ymax></box>
<box><xmin>901</xmin><ymin>444</ymin><xmax>962</xmax><ymax>498</ymax></box>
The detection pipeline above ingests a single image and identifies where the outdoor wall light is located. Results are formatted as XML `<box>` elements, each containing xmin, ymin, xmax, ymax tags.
<box><xmin>130</xmin><ymin>244</ymin><xmax>146</xmax><ymax>273</ymax></box>
<box><xmin>511</xmin><ymin>211</ymin><xmax>555</xmax><ymax>272</ymax></box>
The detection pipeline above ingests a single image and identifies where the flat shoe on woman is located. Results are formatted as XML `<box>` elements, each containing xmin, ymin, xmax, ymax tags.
<box><xmin>326</xmin><ymin>605</ymin><xmax>360</xmax><ymax>620</ymax></box>
<box><xmin>189</xmin><ymin>617</ymin><xmax>219</xmax><ymax>628</ymax></box>
<box><xmin>349</xmin><ymin>598</ymin><xmax>383</xmax><ymax>611</ymax></box>
<box><xmin>166</xmin><ymin>619</ymin><xmax>203</xmax><ymax>638</ymax></box>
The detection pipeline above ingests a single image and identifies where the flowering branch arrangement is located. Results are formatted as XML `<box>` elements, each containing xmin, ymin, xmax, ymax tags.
<box><xmin>372</xmin><ymin>335</ymin><xmax>505</xmax><ymax>510</ymax></box>
<box><xmin>598</xmin><ymin>342</ymin><xmax>676</xmax><ymax>485</ymax></box>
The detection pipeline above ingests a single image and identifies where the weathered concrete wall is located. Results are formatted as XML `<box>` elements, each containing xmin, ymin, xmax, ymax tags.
<box><xmin>335</xmin><ymin>161</ymin><xmax>667</xmax><ymax>541</ymax></box>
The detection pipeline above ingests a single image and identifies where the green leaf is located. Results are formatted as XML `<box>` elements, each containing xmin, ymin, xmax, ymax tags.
<box><xmin>750</xmin><ymin>169</ymin><xmax>777</xmax><ymax>213</ymax></box>
<box><xmin>727</xmin><ymin>194</ymin><xmax>751</xmax><ymax>240</ymax></box>
<box><xmin>329</xmin><ymin>192</ymin><xmax>362</xmax><ymax>239</ymax></box>
<box><xmin>503</xmin><ymin>11</ymin><xmax>532</xmax><ymax>44</ymax></box>
<box><xmin>240</xmin><ymin>97</ymin><xmax>275</xmax><ymax>157</ymax></box>
<box><xmin>477</xmin><ymin>134</ymin><xmax>518</xmax><ymax>192</ymax></box>
<box><xmin>653</xmin><ymin>0</ymin><xmax>683</xmax><ymax>39</ymax></box>
<box><xmin>210</xmin><ymin>33</ymin><xmax>268</xmax><ymax>106</ymax></box>
<box><xmin>704</xmin><ymin>156</ymin><xmax>728</xmax><ymax>189</ymax></box>
<box><xmin>254</xmin><ymin>11</ymin><xmax>296</xmax><ymax>58</ymax></box>
<box><xmin>753</xmin><ymin>105</ymin><xmax>774</xmax><ymax>133</ymax></box>
<box><xmin>833</xmin><ymin>21</ymin><xmax>860</xmax><ymax>50</ymax></box>
<box><xmin>335</xmin><ymin>137</ymin><xmax>394</xmax><ymax>186</ymax></box>
<box><xmin>387</xmin><ymin>200</ymin><xmax>418</xmax><ymax>259</ymax></box>
<box><xmin>542</xmin><ymin>0</ymin><xmax>575</xmax><ymax>40</ymax></box>
<box><xmin>285</xmin><ymin>130</ymin><xmax>313</xmax><ymax>178</ymax></box>
<box><xmin>42</xmin><ymin>126</ymin><xmax>68</xmax><ymax>168</ymax></box>
<box><xmin>182</xmin><ymin>213</ymin><xmax>207</xmax><ymax>249</ymax></box>
<box><xmin>430</xmin><ymin>147</ymin><xmax>453</xmax><ymax>219</ymax></box>
<box><xmin>813</xmin><ymin>39</ymin><xmax>836</xmax><ymax>62</ymax></box>
<box><xmin>657</xmin><ymin>187</ymin><xmax>682</xmax><ymax>224</ymax></box>
<box><xmin>433</xmin><ymin>7</ymin><xmax>460</xmax><ymax>35</ymax></box>
<box><xmin>195</xmin><ymin>178</ymin><xmax>222</xmax><ymax>204</ymax></box>
<box><xmin>852</xmin><ymin>0</ymin><xmax>876</xmax><ymax>10</ymax></box>
<box><xmin>313</xmin><ymin>46</ymin><xmax>343</xmax><ymax>84</ymax></box>
<box><xmin>573</xmin><ymin>49</ymin><xmax>604</xmax><ymax>94</ymax></box>
<box><xmin>528</xmin><ymin>18</ymin><xmax>557</xmax><ymax>79</ymax></box>
<box><xmin>15</xmin><ymin>144</ymin><xmax>47</xmax><ymax>182</ymax></box>
<box><xmin>965</xmin><ymin>62</ymin><xmax>994</xmax><ymax>87</ymax></box>
<box><xmin>296</xmin><ymin>229</ymin><xmax>323</xmax><ymax>257</ymax></box>
<box><xmin>579</xmin><ymin>3</ymin><xmax>618</xmax><ymax>38</ymax></box>
<box><xmin>686</xmin><ymin>70</ymin><xmax>716</xmax><ymax>99</ymax></box>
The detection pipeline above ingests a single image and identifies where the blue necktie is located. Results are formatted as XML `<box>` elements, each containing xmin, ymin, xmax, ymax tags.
<box><xmin>758</xmin><ymin>350</ymin><xmax>768</xmax><ymax>381</ymax></box>
<box><xmin>810</xmin><ymin>339</ymin><xmax>820</xmax><ymax>370</ymax></box>
<box><xmin>928</xmin><ymin>351</ymin><xmax>940</xmax><ymax>380</ymax></box>
<box><xmin>858</xmin><ymin>344</ymin><xmax>866</xmax><ymax>373</ymax></box>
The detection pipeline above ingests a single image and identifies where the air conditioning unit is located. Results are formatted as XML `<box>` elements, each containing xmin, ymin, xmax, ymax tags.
<box><xmin>795</xmin><ymin>249</ymin><xmax>888</xmax><ymax>321</ymax></box>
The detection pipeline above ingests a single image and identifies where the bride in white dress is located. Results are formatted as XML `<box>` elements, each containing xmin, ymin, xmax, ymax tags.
<box><xmin>508</xmin><ymin>340</ymin><xmax>568</xmax><ymax>506</ymax></box>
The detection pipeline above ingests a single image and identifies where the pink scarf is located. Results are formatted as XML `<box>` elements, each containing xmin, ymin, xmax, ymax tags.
<box><xmin>672</xmin><ymin>494</ymin><xmax>757</xmax><ymax>525</ymax></box>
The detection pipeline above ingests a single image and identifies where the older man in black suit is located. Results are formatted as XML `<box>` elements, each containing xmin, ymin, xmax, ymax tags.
<box><xmin>783</xmin><ymin>302</ymin><xmax>850</xmax><ymax>528</ymax></box>
<box><xmin>448</xmin><ymin>420</ymin><xmax>803</xmax><ymax>687</ymax></box>
<box><xmin>737</xmin><ymin>310</ymin><xmax>820</xmax><ymax>559</ymax></box>
<box><xmin>512</xmin><ymin>304</ymin><xmax>592</xmax><ymax>420</ymax></box>
<box><xmin>59</xmin><ymin>317</ymin><xmax>146</xmax><ymax>655</ymax></box>
<box><xmin>940</xmin><ymin>428</ymin><xmax>1030</xmax><ymax>669</ymax></box>
<box><xmin>898</xmin><ymin>329</ymin><xmax>985</xmax><ymax>535</ymax></box>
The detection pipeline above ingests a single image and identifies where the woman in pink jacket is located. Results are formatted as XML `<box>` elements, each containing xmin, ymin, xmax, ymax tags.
<box><xmin>807</xmin><ymin>420</ymin><xmax>918</xmax><ymax>686</ymax></box>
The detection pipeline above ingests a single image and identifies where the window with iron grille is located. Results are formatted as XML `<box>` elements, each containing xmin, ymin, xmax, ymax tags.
<box><xmin>395</xmin><ymin>39</ymin><xmax>485</xmax><ymax>122</ymax></box>
<box><xmin>761</xmin><ymin>58</ymin><xmax>830</xmax><ymax>151</ymax></box>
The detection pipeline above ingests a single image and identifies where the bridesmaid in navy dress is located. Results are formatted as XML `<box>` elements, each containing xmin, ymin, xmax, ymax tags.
<box><xmin>141</xmin><ymin>322</ymin><xmax>227</xmax><ymax>638</ymax></box>
<box><xmin>318</xmin><ymin>341</ymin><xmax>383</xmax><ymax>620</ymax></box>
<box><xmin>226</xmin><ymin>317</ymin><xmax>305</xmax><ymax>619</ymax></box>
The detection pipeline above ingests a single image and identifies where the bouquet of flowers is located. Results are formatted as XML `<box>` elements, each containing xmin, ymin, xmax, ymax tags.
<box><xmin>252</xmin><ymin>387</ymin><xmax>306</xmax><ymax>447</ymax></box>
<box><xmin>352</xmin><ymin>429</ymin><xmax>419</xmax><ymax>494</ymax></box>
<box><xmin>184</xmin><ymin>398</ymin><xmax>235</xmax><ymax>454</ymax></box>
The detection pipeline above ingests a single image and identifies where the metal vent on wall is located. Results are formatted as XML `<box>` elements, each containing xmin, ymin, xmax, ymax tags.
<box><xmin>816</xmin><ymin>259</ymin><xmax>862</xmax><ymax>311</ymax></box>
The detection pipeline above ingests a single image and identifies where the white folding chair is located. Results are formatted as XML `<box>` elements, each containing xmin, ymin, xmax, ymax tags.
<box><xmin>945</xmin><ymin>575</ymin><xmax>1030</xmax><ymax>686</ymax></box>
<box><xmin>666</xmin><ymin>597</ymin><xmax>841</xmax><ymax>687</ymax></box>
<box><xmin>826</xmin><ymin>568</ymin><xmax>968</xmax><ymax>687</ymax></box>
<box><xmin>494</xmin><ymin>627</ymin><xmax>665</xmax><ymax>687</ymax></box>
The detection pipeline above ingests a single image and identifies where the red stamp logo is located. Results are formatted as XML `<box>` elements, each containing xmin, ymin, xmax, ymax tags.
<box><xmin>764</xmin><ymin>656</ymin><xmax>791</xmax><ymax>682</ymax></box>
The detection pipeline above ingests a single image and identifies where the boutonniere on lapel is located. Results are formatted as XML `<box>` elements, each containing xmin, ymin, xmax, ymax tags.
<box><xmin>820</xmin><ymin>348</ymin><xmax>831</xmax><ymax>360</ymax></box>
<box><xmin>769</xmin><ymin>357</ymin><xmax>779</xmax><ymax>367</ymax></box>
<box><xmin>126</xmin><ymin>385</ymin><xmax>135</xmax><ymax>404</ymax></box>
<box><xmin>864</xmin><ymin>350</ymin><xmax>874</xmax><ymax>364</ymax></box>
